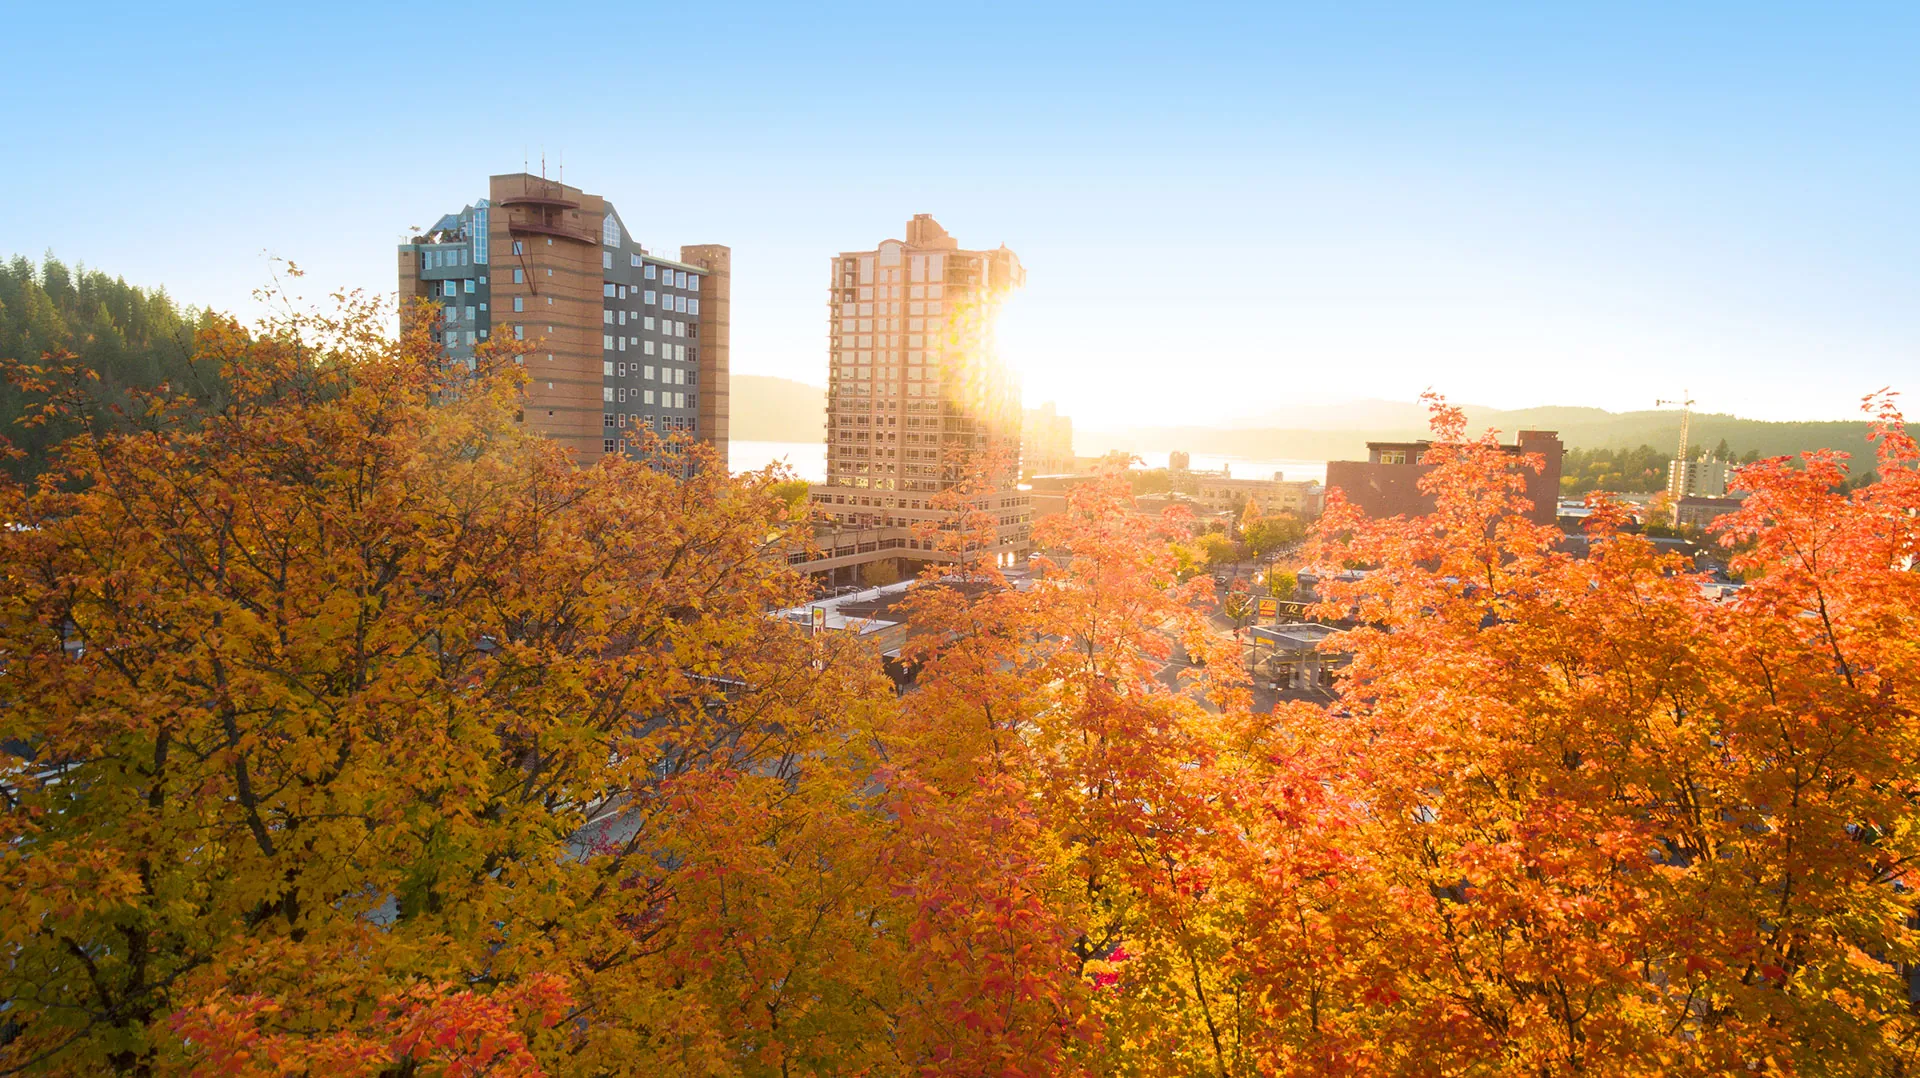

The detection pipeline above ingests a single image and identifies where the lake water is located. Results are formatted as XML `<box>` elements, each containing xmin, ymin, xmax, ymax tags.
<box><xmin>731</xmin><ymin>440</ymin><xmax>826</xmax><ymax>481</ymax></box>
<box><xmin>728</xmin><ymin>440</ymin><xmax>1329</xmax><ymax>486</ymax></box>
<box><xmin>1120</xmin><ymin>451</ymin><xmax>1328</xmax><ymax>484</ymax></box>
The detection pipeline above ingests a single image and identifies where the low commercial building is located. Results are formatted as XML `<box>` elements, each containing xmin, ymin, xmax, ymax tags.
<box><xmin>1193</xmin><ymin>473</ymin><xmax>1324</xmax><ymax>516</ymax></box>
<box><xmin>1675</xmin><ymin>494</ymin><xmax>1744</xmax><ymax>530</ymax></box>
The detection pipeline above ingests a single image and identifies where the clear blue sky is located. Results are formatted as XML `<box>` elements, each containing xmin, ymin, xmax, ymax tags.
<box><xmin>5</xmin><ymin>2</ymin><xmax>1915</xmax><ymax>428</ymax></box>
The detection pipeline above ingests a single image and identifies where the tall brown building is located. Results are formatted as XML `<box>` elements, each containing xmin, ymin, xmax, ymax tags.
<box><xmin>399</xmin><ymin>173</ymin><xmax>730</xmax><ymax>466</ymax></box>
<box><xmin>808</xmin><ymin>215</ymin><xmax>1031</xmax><ymax>576</ymax></box>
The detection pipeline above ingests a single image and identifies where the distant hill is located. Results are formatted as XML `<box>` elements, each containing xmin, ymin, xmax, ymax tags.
<box><xmin>730</xmin><ymin>375</ymin><xmax>825</xmax><ymax>442</ymax></box>
<box><xmin>1081</xmin><ymin>403</ymin><xmax>1881</xmax><ymax>467</ymax></box>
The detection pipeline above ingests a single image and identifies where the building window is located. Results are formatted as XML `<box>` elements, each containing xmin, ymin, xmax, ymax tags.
<box><xmin>513</xmin><ymin>325</ymin><xmax>524</xmax><ymax>340</ymax></box>
<box><xmin>644</xmin><ymin>390</ymin><xmax>655</xmax><ymax>405</ymax></box>
<box><xmin>512</xmin><ymin>268</ymin><xmax>523</xmax><ymax>284</ymax></box>
<box><xmin>605</xmin><ymin>413</ymin><xmax>615</xmax><ymax>428</ymax></box>
<box><xmin>512</xmin><ymin>241</ymin><xmax>523</xmax><ymax>256</ymax></box>
<box><xmin>1380</xmin><ymin>450</ymin><xmax>1408</xmax><ymax>465</ymax></box>
<box><xmin>604</xmin><ymin>439</ymin><xmax>616</xmax><ymax>454</ymax></box>
<box><xmin>688</xmin><ymin>298</ymin><xmax>699</xmax><ymax>316</ymax></box>
<box><xmin>644</xmin><ymin>290</ymin><xmax>655</xmax><ymax>305</ymax></box>
<box><xmin>464</xmin><ymin>279</ymin><xmax>475</xmax><ymax>294</ymax></box>
<box><xmin>602</xmin><ymin>213</ymin><xmax>621</xmax><ymax>247</ymax></box>
<box><xmin>630</xmin><ymin>253</ymin><xmax>642</xmax><ymax>267</ymax></box>
<box><xmin>603</xmin><ymin>388</ymin><xmax>614</xmax><ymax>402</ymax></box>
<box><xmin>688</xmin><ymin>274</ymin><xmax>700</xmax><ymax>291</ymax></box>
<box><xmin>604</xmin><ymin>361</ymin><xmax>615</xmax><ymax>376</ymax></box>
<box><xmin>644</xmin><ymin>265</ymin><xmax>656</xmax><ymax>279</ymax></box>
<box><xmin>604</xmin><ymin>283</ymin><xmax>616</xmax><ymax>298</ymax></box>
<box><xmin>603</xmin><ymin>335</ymin><xmax>615</xmax><ymax>350</ymax></box>
<box><xmin>512</xmin><ymin>297</ymin><xmax>524</xmax><ymax>312</ymax></box>
<box><xmin>603</xmin><ymin>251</ymin><xmax>613</xmax><ymax>270</ymax></box>
<box><xmin>675</xmin><ymin>271</ymin><xmax>687</xmax><ymax>288</ymax></box>
<box><xmin>643</xmin><ymin>341</ymin><xmax>655</xmax><ymax>356</ymax></box>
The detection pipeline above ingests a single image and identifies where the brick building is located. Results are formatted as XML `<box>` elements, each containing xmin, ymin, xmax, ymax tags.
<box><xmin>805</xmin><ymin>215</ymin><xmax>1032</xmax><ymax>581</ymax></box>
<box><xmin>1325</xmin><ymin>430</ymin><xmax>1564</xmax><ymax>525</ymax></box>
<box><xmin>399</xmin><ymin>173</ymin><xmax>730</xmax><ymax>467</ymax></box>
<box><xmin>1194</xmin><ymin>473</ymin><xmax>1325</xmax><ymax>516</ymax></box>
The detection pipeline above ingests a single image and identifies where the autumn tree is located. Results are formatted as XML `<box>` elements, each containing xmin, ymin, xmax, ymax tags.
<box><xmin>0</xmin><ymin>284</ymin><xmax>902</xmax><ymax>1076</ymax></box>
<box><xmin>1274</xmin><ymin>392</ymin><xmax>1920</xmax><ymax>1075</ymax></box>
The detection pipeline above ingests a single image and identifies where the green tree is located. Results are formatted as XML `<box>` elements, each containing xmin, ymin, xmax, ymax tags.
<box><xmin>1243</xmin><ymin>513</ymin><xmax>1305</xmax><ymax>557</ymax></box>
<box><xmin>0</xmin><ymin>252</ymin><xmax>217</xmax><ymax>478</ymax></box>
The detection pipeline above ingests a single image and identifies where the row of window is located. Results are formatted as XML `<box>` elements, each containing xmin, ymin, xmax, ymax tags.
<box><xmin>603</xmin><ymin>336</ymin><xmax>691</xmax><ymax>360</ymax></box>
<box><xmin>835</xmin><ymin>350</ymin><xmax>938</xmax><ymax>366</ymax></box>
<box><xmin>605</xmin><ymin>251</ymin><xmax>700</xmax><ymax>290</ymax></box>
<box><xmin>840</xmin><ymin>252</ymin><xmax>948</xmax><ymax>285</ymax></box>
<box><xmin>606</xmin><ymin>414</ymin><xmax>697</xmax><ymax>430</ymax></box>
<box><xmin>601</xmin><ymin>282</ymin><xmax>700</xmax><ymax>313</ymax></box>
<box><xmin>839</xmin><ymin>299</ymin><xmax>944</xmax><ymax>316</ymax></box>
<box><xmin>837</xmin><ymin>283</ymin><xmax>946</xmax><ymax>302</ymax></box>
<box><xmin>605</xmin><ymin>387</ymin><xmax>692</xmax><ymax>408</ymax></box>
<box><xmin>603</xmin><ymin>310</ymin><xmax>690</xmax><ymax>333</ymax></box>
<box><xmin>838</xmin><ymin>319</ymin><xmax>940</xmax><ymax>337</ymax></box>
<box><xmin>604</xmin><ymin>361</ymin><xmax>690</xmax><ymax>385</ymax></box>
<box><xmin>422</xmin><ymin>247</ymin><xmax>471</xmax><ymax>269</ymax></box>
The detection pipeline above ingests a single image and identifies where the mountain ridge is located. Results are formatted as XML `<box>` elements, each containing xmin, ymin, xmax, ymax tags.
<box><xmin>722</xmin><ymin>376</ymin><xmax>1884</xmax><ymax>466</ymax></box>
<box><xmin>1081</xmin><ymin>403</ymin><xmax>1882</xmax><ymax>465</ymax></box>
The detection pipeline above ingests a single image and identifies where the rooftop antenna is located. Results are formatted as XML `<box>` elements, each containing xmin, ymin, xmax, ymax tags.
<box><xmin>1655</xmin><ymin>389</ymin><xmax>1696</xmax><ymax>467</ymax></box>
<box><xmin>557</xmin><ymin>149</ymin><xmax>563</xmax><ymax>187</ymax></box>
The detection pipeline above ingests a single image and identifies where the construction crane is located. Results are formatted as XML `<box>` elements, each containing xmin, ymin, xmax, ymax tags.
<box><xmin>1656</xmin><ymin>390</ymin><xmax>1697</xmax><ymax>498</ymax></box>
<box><xmin>1656</xmin><ymin>390</ymin><xmax>1696</xmax><ymax>466</ymax></box>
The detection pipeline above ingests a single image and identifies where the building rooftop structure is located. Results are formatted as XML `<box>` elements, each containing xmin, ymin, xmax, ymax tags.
<box><xmin>398</xmin><ymin>173</ymin><xmax>730</xmax><ymax>469</ymax></box>
<box><xmin>1325</xmin><ymin>430</ymin><xmax>1564</xmax><ymax>526</ymax></box>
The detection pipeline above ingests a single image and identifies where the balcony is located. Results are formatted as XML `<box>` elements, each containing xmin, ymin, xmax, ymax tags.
<box><xmin>505</xmin><ymin>209</ymin><xmax>595</xmax><ymax>245</ymax></box>
<box><xmin>497</xmin><ymin>193</ymin><xmax>580</xmax><ymax>210</ymax></box>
